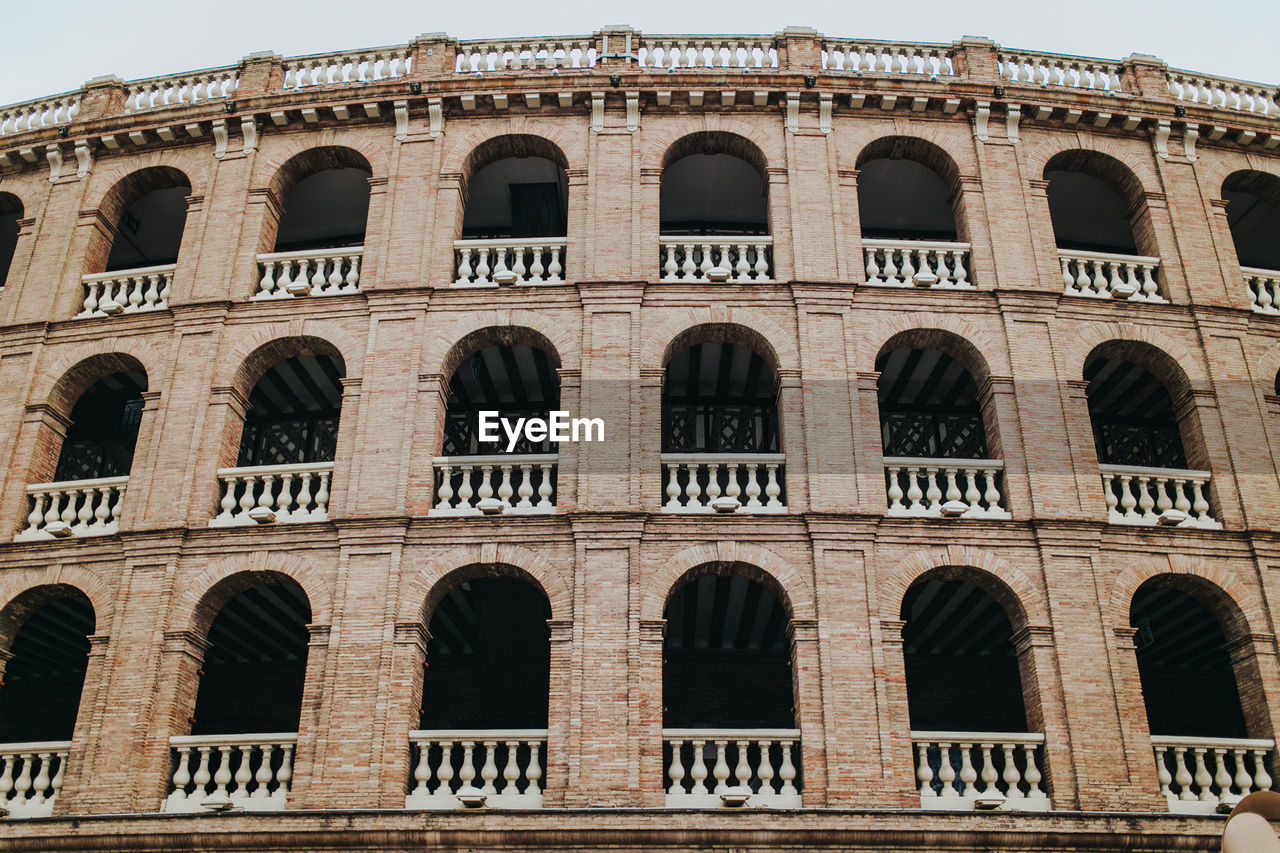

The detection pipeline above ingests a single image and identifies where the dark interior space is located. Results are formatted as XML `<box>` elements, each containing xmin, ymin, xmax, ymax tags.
<box><xmin>54</xmin><ymin>370</ymin><xmax>146</xmax><ymax>482</ymax></box>
<box><xmin>0</xmin><ymin>592</ymin><xmax>94</xmax><ymax>742</ymax></box>
<box><xmin>663</xmin><ymin>343</ymin><xmax>778</xmax><ymax>453</ymax></box>
<box><xmin>238</xmin><ymin>354</ymin><xmax>345</xmax><ymax>467</ymax></box>
<box><xmin>1085</xmin><ymin>356</ymin><xmax>1186</xmax><ymax>468</ymax></box>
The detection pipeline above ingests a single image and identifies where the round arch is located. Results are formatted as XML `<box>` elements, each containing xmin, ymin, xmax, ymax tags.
<box><xmin>172</xmin><ymin>552</ymin><xmax>330</xmax><ymax>641</ymax></box>
<box><xmin>644</xmin><ymin>540</ymin><xmax>814</xmax><ymax>622</ymax></box>
<box><xmin>400</xmin><ymin>543</ymin><xmax>572</xmax><ymax>624</ymax></box>
<box><xmin>422</xmin><ymin>310</ymin><xmax>579</xmax><ymax>378</ymax></box>
<box><xmin>881</xmin><ymin>544</ymin><xmax>1047</xmax><ymax>628</ymax></box>
<box><xmin>644</xmin><ymin>308</ymin><xmax>799</xmax><ymax>374</ymax></box>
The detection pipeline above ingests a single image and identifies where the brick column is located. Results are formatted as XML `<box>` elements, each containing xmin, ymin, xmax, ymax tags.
<box><xmin>545</xmin><ymin>617</ymin><xmax>574</xmax><ymax>807</ymax></box>
<box><xmin>636</xmin><ymin>617</ymin><xmax>665</xmax><ymax>807</ymax></box>
<box><xmin>51</xmin><ymin>633</ymin><xmax>108</xmax><ymax>816</ymax></box>
<box><xmin>790</xmin><ymin>617</ymin><xmax>827</xmax><ymax>805</ymax></box>
<box><xmin>374</xmin><ymin>621</ymin><xmax>427</xmax><ymax>808</ymax></box>
<box><xmin>0</xmin><ymin>404</ymin><xmax>70</xmax><ymax>537</ymax></box>
<box><xmin>874</xmin><ymin>618</ymin><xmax>919</xmax><ymax>808</ymax></box>
<box><xmin>852</xmin><ymin>371</ymin><xmax>886</xmax><ymax>515</ymax></box>
<box><xmin>977</xmin><ymin>375</ymin><xmax>1032</xmax><ymax>519</ymax></box>
<box><xmin>1011</xmin><ymin>624</ymin><xmax>1077</xmax><ymax>808</ymax></box>
<box><xmin>776</xmin><ymin>368</ymin><xmax>808</xmax><ymax>511</ymax></box>
<box><xmin>1109</xmin><ymin>625</ymin><xmax>1174</xmax><ymax>810</ymax></box>
<box><xmin>406</xmin><ymin>372</ymin><xmax>448</xmax><ymax>515</ymax></box>
<box><xmin>289</xmin><ymin>622</ymin><xmax>331</xmax><ymax>807</ymax></box>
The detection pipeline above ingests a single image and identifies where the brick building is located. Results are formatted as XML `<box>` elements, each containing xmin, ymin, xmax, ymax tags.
<box><xmin>0</xmin><ymin>26</ymin><xmax>1277</xmax><ymax>851</ymax></box>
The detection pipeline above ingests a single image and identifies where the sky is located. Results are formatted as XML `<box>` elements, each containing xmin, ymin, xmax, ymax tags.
<box><xmin>1</xmin><ymin>0</ymin><xmax>1276</xmax><ymax>106</ymax></box>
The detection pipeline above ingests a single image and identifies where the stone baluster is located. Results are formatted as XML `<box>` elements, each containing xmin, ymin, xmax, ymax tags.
<box><xmin>979</xmin><ymin>744</ymin><xmax>999</xmax><ymax>795</ymax></box>
<box><xmin>212</xmin><ymin>745</ymin><xmax>234</xmax><ymax>799</ymax></box>
<box><xmin>1155</xmin><ymin>746</ymin><xmax>1173</xmax><ymax>797</ymax></box>
<box><xmin>917</xmin><ymin>743</ymin><xmax>935</xmax><ymax>797</ymax></box>
<box><xmin>689</xmin><ymin>740</ymin><xmax>708</xmax><ymax>794</ymax></box>
<box><xmin>958</xmin><ymin>743</ymin><xmax>977</xmax><ymax>799</ymax></box>
<box><xmin>711</xmin><ymin>740</ymin><xmax>731</xmax><ymax>793</ymax></box>
<box><xmin>231</xmin><ymin>744</ymin><xmax>253</xmax><ymax>799</ymax></box>
<box><xmin>457</xmin><ymin>742</ymin><xmax>477</xmax><ymax>792</ymax></box>
<box><xmin>437</xmin><ymin>741</ymin><xmax>454</xmax><ymax>793</ymax></box>
<box><xmin>1002</xmin><ymin>745</ymin><xmax>1024</xmax><ymax>799</ymax></box>
<box><xmin>937</xmin><ymin>743</ymin><xmax>958</xmax><ymax>796</ymax></box>
<box><xmin>1193</xmin><ymin>748</ymin><xmax>1213</xmax><ymax>802</ymax></box>
<box><xmin>480</xmin><ymin>740</ymin><xmax>499</xmax><ymax>794</ymax></box>
<box><xmin>757</xmin><ymin>740</ymin><xmax>775</xmax><ymax>795</ymax></box>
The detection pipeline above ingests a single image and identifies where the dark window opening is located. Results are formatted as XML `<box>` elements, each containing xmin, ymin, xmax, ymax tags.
<box><xmin>442</xmin><ymin>344</ymin><xmax>561</xmax><ymax>456</ymax></box>
<box><xmin>1085</xmin><ymin>357</ymin><xmax>1186</xmax><ymax>468</ymax></box>
<box><xmin>877</xmin><ymin>347</ymin><xmax>986</xmax><ymax>459</ymax></box>
<box><xmin>237</xmin><ymin>354</ymin><xmax>345</xmax><ymax>467</ymax></box>
<box><xmin>1223</xmin><ymin>172</ymin><xmax>1280</xmax><ymax>270</ymax></box>
<box><xmin>858</xmin><ymin>158</ymin><xmax>958</xmax><ymax>241</ymax></box>
<box><xmin>105</xmin><ymin>185</ymin><xmax>190</xmax><ymax>271</ymax></box>
<box><xmin>54</xmin><ymin>371</ymin><xmax>146</xmax><ymax>482</ymax></box>
<box><xmin>273</xmin><ymin>167</ymin><xmax>372</xmax><ymax>253</ymax></box>
<box><xmin>662</xmin><ymin>343</ymin><xmax>778</xmax><ymax>453</ymax></box>
<box><xmin>661</xmin><ymin>153</ymin><xmax>767</xmax><ymax>236</ymax></box>
<box><xmin>1046</xmin><ymin>170</ymin><xmax>1138</xmax><ymax>255</ymax></box>
<box><xmin>0</xmin><ymin>593</ymin><xmax>94</xmax><ymax>742</ymax></box>
<box><xmin>462</xmin><ymin>157</ymin><xmax>567</xmax><ymax>239</ymax></box>
<box><xmin>0</xmin><ymin>195</ymin><xmax>20</xmax><ymax>287</ymax></box>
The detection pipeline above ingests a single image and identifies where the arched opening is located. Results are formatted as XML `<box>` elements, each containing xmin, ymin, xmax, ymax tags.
<box><xmin>433</xmin><ymin>332</ymin><xmax>561</xmax><ymax>515</ymax></box>
<box><xmin>661</xmin><ymin>563</ymin><xmax>801</xmax><ymax>806</ymax></box>
<box><xmin>1223</xmin><ymin>171</ymin><xmax>1280</xmax><ymax>272</ymax></box>
<box><xmin>191</xmin><ymin>578</ymin><xmax>312</xmax><ymax>736</ymax></box>
<box><xmin>53</xmin><ymin>370</ymin><xmax>146</xmax><ymax>483</ymax></box>
<box><xmin>1084</xmin><ymin>343</ymin><xmax>1218</xmax><ymax>527</ymax></box>
<box><xmin>901</xmin><ymin>568</ymin><xmax>1048</xmax><ymax>805</ymax></box>
<box><xmin>0</xmin><ymin>192</ymin><xmax>22</xmax><ymax>288</ymax></box>
<box><xmin>271</xmin><ymin>148</ymin><xmax>372</xmax><ymax>253</ymax></box>
<box><xmin>875</xmin><ymin>335</ymin><xmax>1007</xmax><ymax>518</ymax></box>
<box><xmin>455</xmin><ymin>136</ymin><xmax>568</xmax><ymax>286</ymax></box>
<box><xmin>1044</xmin><ymin>152</ymin><xmax>1147</xmax><ymax>255</ymax></box>
<box><xmin>1133</xmin><ymin>576</ymin><xmax>1273</xmax><ymax>806</ymax></box>
<box><xmin>659</xmin><ymin>132</ymin><xmax>771</xmax><ymax>282</ymax></box>
<box><xmin>96</xmin><ymin>167</ymin><xmax>191</xmax><ymax>273</ymax></box>
<box><xmin>661</xmin><ymin>333</ymin><xmax>784</xmax><ymax>512</ymax></box>
<box><xmin>213</xmin><ymin>340</ymin><xmax>346</xmax><ymax>526</ymax></box>
<box><xmin>409</xmin><ymin>568</ymin><xmax>551</xmax><ymax>807</ymax></box>
<box><xmin>0</xmin><ymin>586</ymin><xmax>94</xmax><ymax>816</ymax></box>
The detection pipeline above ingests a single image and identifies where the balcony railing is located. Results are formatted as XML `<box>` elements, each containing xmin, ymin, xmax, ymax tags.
<box><xmin>822</xmin><ymin>40</ymin><xmax>955</xmax><ymax>76</ymax></box>
<box><xmin>453</xmin><ymin>239</ymin><xmax>565</xmax><ymax>286</ymax></box>
<box><xmin>282</xmin><ymin>47</ymin><xmax>412</xmax><ymax>89</ymax></box>
<box><xmin>210</xmin><ymin>462</ymin><xmax>333</xmax><ymax>527</ymax></box>
<box><xmin>77</xmin><ymin>264</ymin><xmax>175</xmax><ymax>318</ymax></box>
<box><xmin>884</xmin><ymin>458</ymin><xmax>1009</xmax><ymax>519</ymax></box>
<box><xmin>1100</xmin><ymin>464</ymin><xmax>1220</xmax><ymax>529</ymax></box>
<box><xmin>254</xmin><ymin>247</ymin><xmax>362</xmax><ymax>299</ymax></box>
<box><xmin>661</xmin><ymin>453</ymin><xmax>786</xmax><ymax>513</ymax></box>
<box><xmin>913</xmin><ymin>731</ymin><xmax>1049</xmax><ymax>811</ymax></box>
<box><xmin>635</xmin><ymin>37</ymin><xmax>779</xmax><ymax>70</ymax></box>
<box><xmin>0</xmin><ymin>92</ymin><xmax>79</xmax><ymax>138</ymax></box>
<box><xmin>1152</xmin><ymin>736</ymin><xmax>1275</xmax><ymax>814</ymax></box>
<box><xmin>663</xmin><ymin>729</ymin><xmax>801</xmax><ymax>808</ymax></box>
<box><xmin>16</xmin><ymin>476</ymin><xmax>128</xmax><ymax>541</ymax></box>
<box><xmin>0</xmin><ymin>741</ymin><xmax>69</xmax><ymax>819</ymax></box>
<box><xmin>1244</xmin><ymin>266</ymin><xmax>1280</xmax><ymax>314</ymax></box>
<box><xmin>123</xmin><ymin>68</ymin><xmax>239</xmax><ymax>112</ymax></box>
<box><xmin>1059</xmin><ymin>250</ymin><xmax>1163</xmax><ymax>302</ymax></box>
<box><xmin>998</xmin><ymin>51</ymin><xmax>1124</xmax><ymax>92</ymax></box>
<box><xmin>406</xmin><ymin>729</ymin><xmax>546</xmax><ymax>809</ymax></box>
<box><xmin>1166</xmin><ymin>72</ymin><xmax>1279</xmax><ymax>118</ymax></box>
<box><xmin>455</xmin><ymin>38</ymin><xmax>599</xmax><ymax>73</ymax></box>
<box><xmin>163</xmin><ymin>733</ymin><xmax>296</xmax><ymax>813</ymax></box>
<box><xmin>659</xmin><ymin>238</ymin><xmax>773</xmax><ymax>283</ymax></box>
<box><xmin>863</xmin><ymin>239</ymin><xmax>972</xmax><ymax>288</ymax></box>
<box><xmin>430</xmin><ymin>454</ymin><xmax>557</xmax><ymax>516</ymax></box>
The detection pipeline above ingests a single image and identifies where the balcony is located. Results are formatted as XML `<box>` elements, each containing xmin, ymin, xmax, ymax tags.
<box><xmin>659</xmin><ymin>238</ymin><xmax>773</xmax><ymax>283</ymax></box>
<box><xmin>1244</xmin><ymin>267</ymin><xmax>1280</xmax><ymax>313</ymax></box>
<box><xmin>1100</xmin><ymin>464</ymin><xmax>1220</xmax><ymax>529</ymax></box>
<box><xmin>1152</xmin><ymin>736</ymin><xmax>1275</xmax><ymax>814</ymax></box>
<box><xmin>406</xmin><ymin>730</ymin><xmax>547</xmax><ymax>809</ymax></box>
<box><xmin>1059</xmin><ymin>250</ymin><xmax>1164</xmax><ymax>302</ymax></box>
<box><xmin>209</xmin><ymin>462</ymin><xmax>332</xmax><ymax>527</ymax></box>
<box><xmin>863</xmin><ymin>239</ymin><xmax>972</xmax><ymax>288</ymax></box>
<box><xmin>254</xmin><ymin>247</ymin><xmax>362</xmax><ymax>299</ymax></box>
<box><xmin>453</xmin><ymin>239</ymin><xmax>566</xmax><ymax>286</ymax></box>
<box><xmin>430</xmin><ymin>454</ymin><xmax>558</xmax><ymax>516</ymax></box>
<box><xmin>912</xmin><ymin>731</ymin><xmax>1049</xmax><ymax>811</ymax></box>
<box><xmin>0</xmin><ymin>742</ymin><xmax>69</xmax><ymax>818</ymax></box>
<box><xmin>884</xmin><ymin>458</ymin><xmax>1009</xmax><ymax>518</ymax></box>
<box><xmin>661</xmin><ymin>453</ymin><xmax>786</xmax><ymax>513</ymax></box>
<box><xmin>663</xmin><ymin>729</ymin><xmax>801</xmax><ymax>808</ymax></box>
<box><xmin>16</xmin><ymin>476</ymin><xmax>128</xmax><ymax>541</ymax></box>
<box><xmin>163</xmin><ymin>733</ymin><xmax>296</xmax><ymax>813</ymax></box>
<box><xmin>76</xmin><ymin>264</ymin><xmax>174</xmax><ymax>318</ymax></box>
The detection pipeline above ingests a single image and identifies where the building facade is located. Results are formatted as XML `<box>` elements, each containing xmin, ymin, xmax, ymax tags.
<box><xmin>0</xmin><ymin>26</ymin><xmax>1278</xmax><ymax>851</ymax></box>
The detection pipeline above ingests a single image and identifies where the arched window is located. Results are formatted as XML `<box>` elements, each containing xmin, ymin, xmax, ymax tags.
<box><xmin>454</xmin><ymin>136</ymin><xmax>568</xmax><ymax>286</ymax></box>
<box><xmin>661</xmin><ymin>564</ymin><xmax>801</xmax><ymax>807</ymax></box>
<box><xmin>1223</xmin><ymin>171</ymin><xmax>1280</xmax><ymax>312</ymax></box>
<box><xmin>97</xmin><ymin>168</ymin><xmax>191</xmax><ymax>273</ymax></box>
<box><xmin>212</xmin><ymin>340</ymin><xmax>345</xmax><ymax>526</ymax></box>
<box><xmin>0</xmin><ymin>192</ymin><xmax>22</xmax><ymax>288</ymax></box>
<box><xmin>432</xmin><ymin>332</ymin><xmax>561</xmax><ymax>515</ymax></box>
<box><xmin>54</xmin><ymin>370</ymin><xmax>146</xmax><ymax>482</ymax></box>
<box><xmin>902</xmin><ymin>568</ymin><xmax>1049</xmax><ymax>808</ymax></box>
<box><xmin>1084</xmin><ymin>343</ymin><xmax>1219</xmax><ymax>528</ymax></box>
<box><xmin>0</xmin><ymin>586</ymin><xmax>94</xmax><ymax>817</ymax></box>
<box><xmin>659</xmin><ymin>132</ymin><xmax>772</xmax><ymax>282</ymax></box>
<box><xmin>876</xmin><ymin>334</ymin><xmax>1008</xmax><ymax>518</ymax></box>
<box><xmin>661</xmin><ymin>333</ymin><xmax>785</xmax><ymax>513</ymax></box>
<box><xmin>408</xmin><ymin>568</ymin><xmax>551</xmax><ymax>809</ymax></box>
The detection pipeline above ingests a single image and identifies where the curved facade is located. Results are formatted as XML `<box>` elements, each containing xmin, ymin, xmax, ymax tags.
<box><xmin>0</xmin><ymin>26</ymin><xmax>1279</xmax><ymax>851</ymax></box>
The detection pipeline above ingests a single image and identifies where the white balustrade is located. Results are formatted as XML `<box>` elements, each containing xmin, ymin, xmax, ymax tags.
<box><xmin>77</xmin><ymin>264</ymin><xmax>174</xmax><ymax>318</ymax></box>
<box><xmin>283</xmin><ymin>48</ymin><xmax>412</xmax><ymax>89</ymax></box>
<box><xmin>822</xmin><ymin>40</ymin><xmax>955</xmax><ymax>76</ymax></box>
<box><xmin>123</xmin><ymin>69</ymin><xmax>239</xmax><ymax>112</ymax></box>
<box><xmin>659</xmin><ymin>238</ymin><xmax>773</xmax><ymax>283</ymax></box>
<box><xmin>661</xmin><ymin>453</ymin><xmax>785</xmax><ymax>514</ymax></box>
<box><xmin>912</xmin><ymin>731</ymin><xmax>1049</xmax><ymax>811</ymax></box>
<box><xmin>0</xmin><ymin>742</ymin><xmax>70</xmax><ymax>819</ymax></box>
<box><xmin>884</xmin><ymin>458</ymin><xmax>1009</xmax><ymax>519</ymax></box>
<box><xmin>16</xmin><ymin>476</ymin><xmax>128</xmax><ymax>541</ymax></box>
<box><xmin>1152</xmin><ymin>736</ymin><xmax>1275</xmax><ymax>814</ymax></box>
<box><xmin>998</xmin><ymin>52</ymin><xmax>1124</xmax><ymax>92</ymax></box>
<box><xmin>863</xmin><ymin>240</ymin><xmax>971</xmax><ymax>288</ymax></box>
<box><xmin>455</xmin><ymin>38</ymin><xmax>598</xmax><ymax>73</ymax></box>
<box><xmin>1243</xmin><ymin>267</ymin><xmax>1280</xmax><ymax>314</ymax></box>
<box><xmin>210</xmin><ymin>462</ymin><xmax>333</xmax><ymax>527</ymax></box>
<box><xmin>1059</xmin><ymin>250</ymin><xmax>1163</xmax><ymax>302</ymax></box>
<box><xmin>431</xmin><ymin>455</ymin><xmax>557</xmax><ymax>516</ymax></box>
<box><xmin>1167</xmin><ymin>72</ymin><xmax>1279</xmax><ymax>118</ymax></box>
<box><xmin>254</xmin><ymin>248</ymin><xmax>362</xmax><ymax>299</ymax></box>
<box><xmin>406</xmin><ymin>730</ymin><xmax>547</xmax><ymax>809</ymax></box>
<box><xmin>1100</xmin><ymin>464</ymin><xmax>1220</xmax><ymax>529</ymax></box>
<box><xmin>453</xmin><ymin>239</ymin><xmax>565</xmax><ymax>286</ymax></box>
<box><xmin>163</xmin><ymin>733</ymin><xmax>296</xmax><ymax>813</ymax></box>
<box><xmin>663</xmin><ymin>729</ymin><xmax>801</xmax><ymax>808</ymax></box>
<box><xmin>0</xmin><ymin>94</ymin><xmax>79</xmax><ymax>137</ymax></box>
<box><xmin>635</xmin><ymin>37</ymin><xmax>778</xmax><ymax>70</ymax></box>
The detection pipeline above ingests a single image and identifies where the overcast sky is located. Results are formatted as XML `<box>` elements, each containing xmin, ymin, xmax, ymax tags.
<box><xmin>1</xmin><ymin>0</ymin><xmax>1275</xmax><ymax>106</ymax></box>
